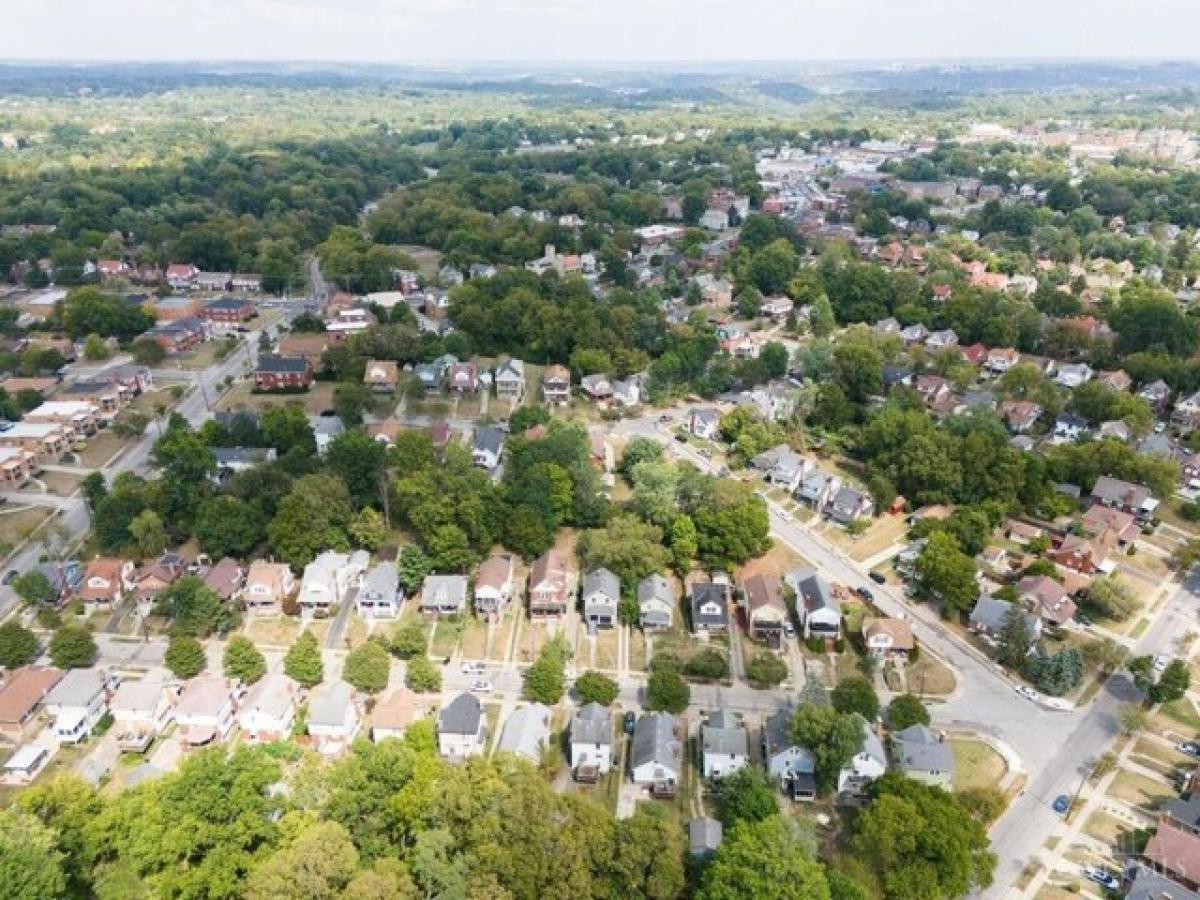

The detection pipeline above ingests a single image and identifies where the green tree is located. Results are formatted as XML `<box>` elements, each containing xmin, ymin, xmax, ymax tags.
<box><xmin>12</xmin><ymin>571</ymin><xmax>55</xmax><ymax>607</ymax></box>
<box><xmin>1085</xmin><ymin>575</ymin><xmax>1138</xmax><ymax>622</ymax></box>
<box><xmin>809</xmin><ymin>294</ymin><xmax>836</xmax><ymax>338</ymax></box>
<box><xmin>646</xmin><ymin>656</ymin><xmax>690</xmax><ymax>714</ymax></box>
<box><xmin>886</xmin><ymin>694</ymin><xmax>930</xmax><ymax>730</ymax></box>
<box><xmin>1026</xmin><ymin>646</ymin><xmax>1084</xmax><ymax>697</ymax></box>
<box><xmin>0</xmin><ymin>808</ymin><xmax>67</xmax><ymax>900</ymax></box>
<box><xmin>669</xmin><ymin>514</ymin><xmax>699</xmax><ymax>573</ymax></box>
<box><xmin>745</xmin><ymin>652</ymin><xmax>789</xmax><ymax>689</ymax></box>
<box><xmin>396</xmin><ymin>546</ymin><xmax>433</xmax><ymax>593</ymax></box>
<box><xmin>1128</xmin><ymin>654</ymin><xmax>1156</xmax><ymax>694</ymax></box>
<box><xmin>223</xmin><ymin>635</ymin><xmax>267</xmax><ymax>685</ymax></box>
<box><xmin>698</xmin><ymin>815</ymin><xmax>831</xmax><ymax>900</ymax></box>
<box><xmin>348</xmin><ymin>508</ymin><xmax>387</xmax><ymax>551</ymax></box>
<box><xmin>792</xmin><ymin>705</ymin><xmax>864</xmax><ymax>794</ymax></box>
<box><xmin>1117</xmin><ymin>702</ymin><xmax>1147</xmax><ymax>735</ymax></box>
<box><xmin>995</xmin><ymin>603</ymin><xmax>1036</xmax><ymax>669</ymax></box>
<box><xmin>284</xmin><ymin>630</ymin><xmax>324</xmax><ymax>688</ymax></box>
<box><xmin>268</xmin><ymin>474</ymin><xmax>353</xmax><ymax>569</ymax></box>
<box><xmin>343</xmin><ymin>640</ymin><xmax>391</xmax><ymax>695</ymax></box>
<box><xmin>405</xmin><ymin>655</ymin><xmax>441</xmax><ymax>693</ymax></box>
<box><xmin>245</xmin><ymin>818</ymin><xmax>359</xmax><ymax>900</ymax></box>
<box><xmin>610</xmin><ymin>804</ymin><xmax>687</xmax><ymax>900</ymax></box>
<box><xmin>82</xmin><ymin>333</ymin><xmax>110</xmax><ymax>361</ymax></box>
<box><xmin>574</xmin><ymin>670</ymin><xmax>619</xmax><ymax>705</ymax></box>
<box><xmin>194</xmin><ymin>495</ymin><xmax>266</xmax><ymax>559</ymax></box>
<box><xmin>523</xmin><ymin>638</ymin><xmax>569</xmax><ymax>704</ymax></box>
<box><xmin>1151</xmin><ymin>659</ymin><xmax>1191</xmax><ymax>704</ymax></box>
<box><xmin>914</xmin><ymin>532</ymin><xmax>978</xmax><ymax>616</ymax></box>
<box><xmin>128</xmin><ymin>508</ymin><xmax>169</xmax><ymax>559</ymax></box>
<box><xmin>831</xmin><ymin>676</ymin><xmax>880</xmax><ymax>721</ymax></box>
<box><xmin>390</xmin><ymin>619</ymin><xmax>428</xmax><ymax>659</ymax></box>
<box><xmin>717</xmin><ymin>767</ymin><xmax>779</xmax><ymax>827</ymax></box>
<box><xmin>48</xmin><ymin>625</ymin><xmax>96</xmax><ymax>669</ymax></box>
<box><xmin>0</xmin><ymin>621</ymin><xmax>39</xmax><ymax>668</ymax></box>
<box><xmin>577</xmin><ymin>513</ymin><xmax>671</xmax><ymax>585</ymax></box>
<box><xmin>165</xmin><ymin>634</ymin><xmax>206</xmax><ymax>679</ymax></box>
<box><xmin>160</xmin><ymin>576</ymin><xmax>233</xmax><ymax>637</ymax></box>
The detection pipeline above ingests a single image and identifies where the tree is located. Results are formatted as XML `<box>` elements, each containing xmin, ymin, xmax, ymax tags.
<box><xmin>577</xmin><ymin>513</ymin><xmax>670</xmax><ymax>585</ymax></box>
<box><xmin>646</xmin><ymin>656</ymin><xmax>690</xmax><ymax>714</ymax></box>
<box><xmin>223</xmin><ymin>635</ymin><xmax>266</xmax><ymax>685</ymax></box>
<box><xmin>809</xmin><ymin>294</ymin><xmax>836</xmax><ymax>338</ymax></box>
<box><xmin>194</xmin><ymin>495</ymin><xmax>265</xmax><ymax>559</ymax></box>
<box><xmin>717</xmin><ymin>767</ymin><xmax>779</xmax><ymax>827</ymax></box>
<box><xmin>995</xmin><ymin>603</ymin><xmax>1036</xmax><ymax>669</ymax></box>
<box><xmin>574</xmin><ymin>670</ymin><xmax>619</xmax><ymax>705</ymax></box>
<box><xmin>390</xmin><ymin>619</ymin><xmax>428</xmax><ymax>659</ymax></box>
<box><xmin>327</xmin><ymin>430</ymin><xmax>388</xmax><ymax>508</ymax></box>
<box><xmin>245</xmin><ymin>818</ymin><xmax>359</xmax><ymax>900</ymax></box>
<box><xmin>1026</xmin><ymin>646</ymin><xmax>1084</xmax><ymax>696</ymax></box>
<box><xmin>130</xmin><ymin>336</ymin><xmax>166</xmax><ymax>366</ymax></box>
<box><xmin>0</xmin><ymin>621</ymin><xmax>39</xmax><ymax>668</ymax></box>
<box><xmin>697</xmin><ymin>815</ymin><xmax>831</xmax><ymax>900</ymax></box>
<box><xmin>0</xmin><ymin>808</ymin><xmax>67</xmax><ymax>900</ymax></box>
<box><xmin>523</xmin><ymin>638</ymin><xmax>569</xmax><ymax>704</ymax></box>
<box><xmin>284</xmin><ymin>630</ymin><xmax>324</xmax><ymax>688</ymax></box>
<box><xmin>349</xmin><ymin>508</ymin><xmax>387</xmax><ymax>551</ymax></box>
<box><xmin>669</xmin><ymin>514</ymin><xmax>698</xmax><ymax>573</ymax></box>
<box><xmin>343</xmin><ymin>640</ymin><xmax>391</xmax><ymax>694</ymax></box>
<box><xmin>1128</xmin><ymin>654</ymin><xmax>1156</xmax><ymax>694</ymax></box>
<box><xmin>12</xmin><ymin>571</ymin><xmax>55</xmax><ymax>607</ymax></box>
<box><xmin>82</xmin><ymin>333</ymin><xmax>110</xmax><ymax>361</ymax></box>
<box><xmin>160</xmin><ymin>576</ymin><xmax>233</xmax><ymax>637</ymax></box>
<box><xmin>913</xmin><ymin>532</ymin><xmax>978</xmax><ymax>616</ymax></box>
<box><xmin>1118</xmin><ymin>702</ymin><xmax>1148</xmax><ymax>735</ymax></box>
<box><xmin>791</xmin><ymin>705</ymin><xmax>864</xmax><ymax>794</ymax></box>
<box><xmin>128</xmin><ymin>508</ymin><xmax>168</xmax><ymax>559</ymax></box>
<box><xmin>1151</xmin><ymin>659</ymin><xmax>1191</xmax><ymax>704</ymax></box>
<box><xmin>1086</xmin><ymin>575</ymin><xmax>1138</xmax><ymax>622</ymax></box>
<box><xmin>610</xmin><ymin>803</ymin><xmax>686</xmax><ymax>900</ymax></box>
<box><xmin>745</xmin><ymin>652</ymin><xmax>789</xmax><ymax>689</ymax></box>
<box><xmin>618</xmin><ymin>436</ymin><xmax>664</xmax><ymax>474</ymax></box>
<box><xmin>831</xmin><ymin>676</ymin><xmax>880</xmax><ymax>721</ymax></box>
<box><xmin>405</xmin><ymin>655</ymin><xmax>441</xmax><ymax>693</ymax></box>
<box><xmin>854</xmin><ymin>774</ymin><xmax>996</xmax><ymax>900</ymax></box>
<box><xmin>165</xmin><ymin>634</ymin><xmax>206</xmax><ymax>679</ymax></box>
<box><xmin>396</xmin><ymin>546</ymin><xmax>433</xmax><ymax>593</ymax></box>
<box><xmin>48</xmin><ymin>625</ymin><xmax>96</xmax><ymax>669</ymax></box>
<box><xmin>747</xmin><ymin>240</ymin><xmax>800</xmax><ymax>296</ymax></box>
<box><xmin>886</xmin><ymin>694</ymin><xmax>930</xmax><ymax>730</ymax></box>
<box><xmin>268</xmin><ymin>474</ymin><xmax>353</xmax><ymax>569</ymax></box>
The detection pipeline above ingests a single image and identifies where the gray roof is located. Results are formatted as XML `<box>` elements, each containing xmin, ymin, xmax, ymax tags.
<box><xmin>360</xmin><ymin>562</ymin><xmax>399</xmax><ymax>602</ymax></box>
<box><xmin>892</xmin><ymin>725</ymin><xmax>955</xmax><ymax>776</ymax></box>
<box><xmin>213</xmin><ymin>446</ymin><xmax>275</xmax><ymax>466</ymax></box>
<box><xmin>786</xmin><ymin>568</ymin><xmax>839</xmax><ymax>616</ymax></box>
<box><xmin>970</xmin><ymin>595</ymin><xmax>1038</xmax><ymax>633</ymax></box>
<box><xmin>495</xmin><ymin>358</ymin><xmax>525</xmax><ymax>382</ymax></box>
<box><xmin>44</xmin><ymin>668</ymin><xmax>104</xmax><ymax>708</ymax></box>
<box><xmin>701</xmin><ymin>709</ymin><xmax>748</xmax><ymax>757</ymax></box>
<box><xmin>857</xmin><ymin>717</ymin><xmax>887</xmax><ymax>767</ymax></box>
<box><xmin>439</xmin><ymin>692</ymin><xmax>482</xmax><ymax>735</ymax></box>
<box><xmin>763</xmin><ymin>704</ymin><xmax>799</xmax><ymax>758</ymax></box>
<box><xmin>570</xmin><ymin>702</ymin><xmax>612</xmax><ymax>747</ymax></box>
<box><xmin>637</xmin><ymin>574</ymin><xmax>674</xmax><ymax>625</ymax></box>
<box><xmin>110</xmin><ymin>679</ymin><xmax>166</xmax><ymax>716</ymax></box>
<box><xmin>688</xmin><ymin>817</ymin><xmax>723</xmax><ymax>856</ymax></box>
<box><xmin>256</xmin><ymin>354</ymin><xmax>309</xmax><ymax>373</ymax></box>
<box><xmin>497</xmin><ymin>703</ymin><xmax>550</xmax><ymax>762</ymax></box>
<box><xmin>1166</xmin><ymin>792</ymin><xmax>1200</xmax><ymax>831</ymax></box>
<box><xmin>308</xmin><ymin>680</ymin><xmax>355</xmax><ymax>729</ymax></box>
<box><xmin>421</xmin><ymin>575</ymin><xmax>468</xmax><ymax>611</ymax></box>
<box><xmin>473</xmin><ymin>425</ymin><xmax>505</xmax><ymax>457</ymax></box>
<box><xmin>1125</xmin><ymin>865</ymin><xmax>1200</xmax><ymax>900</ymax></box>
<box><xmin>690</xmin><ymin>582</ymin><xmax>728</xmax><ymax>627</ymax></box>
<box><xmin>583</xmin><ymin>567</ymin><xmax>620</xmax><ymax>603</ymax></box>
<box><xmin>631</xmin><ymin>711</ymin><xmax>678</xmax><ymax>770</ymax></box>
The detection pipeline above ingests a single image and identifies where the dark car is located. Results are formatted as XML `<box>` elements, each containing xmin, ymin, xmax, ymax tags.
<box><xmin>869</xmin><ymin>571</ymin><xmax>886</xmax><ymax>585</ymax></box>
<box><xmin>1181</xmin><ymin>741</ymin><xmax>1200</xmax><ymax>758</ymax></box>
<box><xmin>855</xmin><ymin>586</ymin><xmax>874</xmax><ymax>601</ymax></box>
<box><xmin>2</xmin><ymin>569</ymin><xmax>18</xmax><ymax>585</ymax></box>
<box><xmin>623</xmin><ymin>711</ymin><xmax>636</xmax><ymax>735</ymax></box>
<box><xmin>1052</xmin><ymin>795</ymin><xmax>1071</xmax><ymax>815</ymax></box>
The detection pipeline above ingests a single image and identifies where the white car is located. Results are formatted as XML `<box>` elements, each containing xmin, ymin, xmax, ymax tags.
<box><xmin>1154</xmin><ymin>654</ymin><xmax>1169</xmax><ymax>673</ymax></box>
<box><xmin>470</xmin><ymin>679</ymin><xmax>493</xmax><ymax>693</ymax></box>
<box><xmin>1155</xmin><ymin>421</ymin><xmax>1167</xmax><ymax>434</ymax></box>
<box><xmin>461</xmin><ymin>661</ymin><xmax>486</xmax><ymax>675</ymax></box>
<box><xmin>1082</xmin><ymin>866</ymin><xmax>1119</xmax><ymax>890</ymax></box>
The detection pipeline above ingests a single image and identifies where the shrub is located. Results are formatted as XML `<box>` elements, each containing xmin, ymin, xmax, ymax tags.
<box><xmin>682</xmin><ymin>647</ymin><xmax>730</xmax><ymax>682</ymax></box>
<box><xmin>574</xmin><ymin>670</ymin><xmax>619</xmax><ymax>705</ymax></box>
<box><xmin>343</xmin><ymin>640</ymin><xmax>392</xmax><ymax>694</ymax></box>
<box><xmin>405</xmin><ymin>655</ymin><xmax>441</xmax><ymax>693</ymax></box>
<box><xmin>744</xmin><ymin>652</ymin><xmax>788</xmax><ymax>689</ymax></box>
<box><xmin>165</xmin><ymin>635</ymin><xmax>206</xmax><ymax>679</ymax></box>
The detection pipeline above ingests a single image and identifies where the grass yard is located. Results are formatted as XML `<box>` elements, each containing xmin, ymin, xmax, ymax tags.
<box><xmin>836</xmin><ymin>514</ymin><xmax>910</xmax><ymax>563</ymax></box>
<box><xmin>430</xmin><ymin>617</ymin><xmax>465</xmax><ymax>658</ymax></box>
<box><xmin>1158</xmin><ymin>698</ymin><xmax>1200</xmax><ymax>732</ymax></box>
<box><xmin>737</xmin><ymin>542</ymin><xmax>810</xmax><ymax>582</ymax></box>
<box><xmin>489</xmin><ymin>611</ymin><xmax>518</xmax><ymax>662</ymax></box>
<box><xmin>217</xmin><ymin>382</ymin><xmax>336</xmax><ymax>416</ymax></box>
<box><xmin>242</xmin><ymin>617</ymin><xmax>303</xmax><ymax>648</ymax></box>
<box><xmin>907</xmin><ymin>653</ymin><xmax>958</xmax><ymax>697</ymax></box>
<box><xmin>1131</xmin><ymin>737</ymin><xmax>1192</xmax><ymax>778</ymax></box>
<box><xmin>629</xmin><ymin>630</ymin><xmax>648</xmax><ymax>671</ymax></box>
<box><xmin>1108</xmin><ymin>770</ymin><xmax>1175</xmax><ymax>810</ymax></box>
<box><xmin>78</xmin><ymin>430</ymin><xmax>128</xmax><ymax>467</ymax></box>
<box><xmin>169</xmin><ymin>339</ymin><xmax>239</xmax><ymax>371</ymax></box>
<box><xmin>1082</xmin><ymin>809</ymin><xmax>1132</xmax><ymax>846</ymax></box>
<box><xmin>460</xmin><ymin>617</ymin><xmax>488</xmax><ymax>660</ymax></box>
<box><xmin>0</xmin><ymin>505</ymin><xmax>51</xmax><ymax>554</ymax></box>
<box><xmin>395</xmin><ymin>244</ymin><xmax>443</xmax><ymax>279</ymax></box>
<box><xmin>483</xmin><ymin>703</ymin><xmax>502</xmax><ymax>752</ymax></box>
<box><xmin>594</xmin><ymin>628</ymin><xmax>620</xmax><ymax>671</ymax></box>
<box><xmin>517</xmin><ymin>622</ymin><xmax>549</xmax><ymax>664</ymax></box>
<box><xmin>36</xmin><ymin>470</ymin><xmax>83</xmax><ymax>496</ymax></box>
<box><xmin>949</xmin><ymin>738</ymin><xmax>1008</xmax><ymax>792</ymax></box>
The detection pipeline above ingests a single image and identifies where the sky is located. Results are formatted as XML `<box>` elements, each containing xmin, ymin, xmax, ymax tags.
<box><xmin>6</xmin><ymin>0</ymin><xmax>1200</xmax><ymax>64</ymax></box>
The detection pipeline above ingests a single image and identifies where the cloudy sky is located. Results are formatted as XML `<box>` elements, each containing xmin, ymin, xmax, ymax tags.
<box><xmin>7</xmin><ymin>0</ymin><xmax>1198</xmax><ymax>63</ymax></box>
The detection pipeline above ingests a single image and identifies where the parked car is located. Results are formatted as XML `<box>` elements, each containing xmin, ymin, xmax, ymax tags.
<box><xmin>1052</xmin><ymin>795</ymin><xmax>1070</xmax><ymax>815</ymax></box>
<box><xmin>854</xmin><ymin>586</ymin><xmax>874</xmax><ymax>601</ymax></box>
<box><xmin>674</xmin><ymin>434</ymin><xmax>687</xmax><ymax>443</ymax></box>
<box><xmin>1082</xmin><ymin>866</ymin><xmax>1119</xmax><ymax>890</ymax></box>
<box><xmin>2</xmin><ymin>569</ymin><xmax>18</xmax><ymax>586</ymax></box>
<box><xmin>869</xmin><ymin>571</ymin><xmax>886</xmax><ymax>585</ymax></box>
<box><xmin>622</xmin><ymin>711</ymin><xmax>636</xmax><ymax>735</ymax></box>
<box><xmin>1154</xmin><ymin>654</ymin><xmax>1169</xmax><ymax>672</ymax></box>
<box><xmin>783</xmin><ymin>621</ymin><xmax>795</xmax><ymax>639</ymax></box>
<box><xmin>1180</xmin><ymin>741</ymin><xmax>1200</xmax><ymax>758</ymax></box>
<box><xmin>461</xmin><ymin>661</ymin><xmax>486</xmax><ymax>675</ymax></box>
<box><xmin>470</xmin><ymin>679</ymin><xmax>492</xmax><ymax>693</ymax></box>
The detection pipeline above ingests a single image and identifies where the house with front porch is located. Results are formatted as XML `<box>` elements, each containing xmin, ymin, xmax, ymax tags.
<box><xmin>243</xmin><ymin>561</ymin><xmax>295</xmax><ymax>615</ymax></box>
<box><xmin>473</xmin><ymin>554</ymin><xmax>515</xmax><ymax>619</ymax></box>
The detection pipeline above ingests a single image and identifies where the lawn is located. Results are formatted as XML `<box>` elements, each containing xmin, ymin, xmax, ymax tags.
<box><xmin>907</xmin><ymin>653</ymin><xmax>957</xmax><ymax>697</ymax></box>
<box><xmin>396</xmin><ymin>244</ymin><xmax>443</xmax><ymax>279</ymax></box>
<box><xmin>1158</xmin><ymin>698</ymin><xmax>1200</xmax><ymax>732</ymax></box>
<box><xmin>430</xmin><ymin>617</ymin><xmax>465</xmax><ymax>658</ymax></box>
<box><xmin>78</xmin><ymin>430</ymin><xmax>128</xmax><ymax>467</ymax></box>
<box><xmin>1082</xmin><ymin>809</ymin><xmax>1131</xmax><ymax>846</ymax></box>
<box><xmin>460</xmin><ymin>617</ymin><xmax>488</xmax><ymax>660</ymax></box>
<box><xmin>0</xmin><ymin>505</ymin><xmax>51</xmax><ymax>555</ymax></box>
<box><xmin>488</xmin><ymin>611</ymin><xmax>518</xmax><ymax>662</ymax></box>
<box><xmin>949</xmin><ymin>737</ymin><xmax>1008</xmax><ymax>792</ymax></box>
<box><xmin>483</xmin><ymin>702</ymin><xmax>502</xmax><ymax>752</ymax></box>
<box><xmin>837</xmin><ymin>514</ymin><xmax>910</xmax><ymax>563</ymax></box>
<box><xmin>594</xmin><ymin>628</ymin><xmax>620</xmax><ymax>671</ymax></box>
<box><xmin>37</xmin><ymin>470</ymin><xmax>82</xmax><ymax>496</ymax></box>
<box><xmin>216</xmin><ymin>381</ymin><xmax>336</xmax><ymax>416</ymax></box>
<box><xmin>628</xmin><ymin>630</ymin><xmax>648</xmax><ymax>671</ymax></box>
<box><xmin>169</xmin><ymin>339</ymin><xmax>239</xmax><ymax>371</ymax></box>
<box><xmin>517</xmin><ymin>622</ymin><xmax>549</xmax><ymax>665</ymax></box>
<box><xmin>1131</xmin><ymin>737</ymin><xmax>1192</xmax><ymax>778</ymax></box>
<box><xmin>1108</xmin><ymin>770</ymin><xmax>1175</xmax><ymax>810</ymax></box>
<box><xmin>242</xmin><ymin>617</ymin><xmax>302</xmax><ymax>648</ymax></box>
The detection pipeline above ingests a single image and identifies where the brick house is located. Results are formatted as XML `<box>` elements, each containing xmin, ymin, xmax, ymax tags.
<box><xmin>254</xmin><ymin>355</ymin><xmax>314</xmax><ymax>392</ymax></box>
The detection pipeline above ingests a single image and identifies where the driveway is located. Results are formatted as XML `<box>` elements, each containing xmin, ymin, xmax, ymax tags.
<box><xmin>75</xmin><ymin>732</ymin><xmax>120</xmax><ymax>784</ymax></box>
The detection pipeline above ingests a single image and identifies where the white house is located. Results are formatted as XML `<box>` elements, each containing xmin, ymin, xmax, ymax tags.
<box><xmin>1056</xmin><ymin>363</ymin><xmax>1095</xmax><ymax>388</ymax></box>
<box><xmin>176</xmin><ymin>677</ymin><xmax>240</xmax><ymax>748</ymax></box>
<box><xmin>581</xmin><ymin>567</ymin><xmax>620</xmax><ymax>630</ymax></box>
<box><xmin>298</xmin><ymin>550</ymin><xmax>369</xmax><ymax>616</ymax></box>
<box><xmin>786</xmin><ymin>568</ymin><xmax>841</xmax><ymax>640</ymax></box>
<box><xmin>570</xmin><ymin>702</ymin><xmax>613</xmax><ymax>778</ymax></box>
<box><xmin>307</xmin><ymin>680</ymin><xmax>361</xmax><ymax>756</ymax></box>
<box><xmin>237</xmin><ymin>672</ymin><xmax>300</xmax><ymax>743</ymax></box>
<box><xmin>438</xmin><ymin>692</ymin><xmax>486</xmax><ymax>760</ymax></box>
<box><xmin>43</xmin><ymin>668</ymin><xmax>109</xmax><ymax>744</ymax></box>
<box><xmin>473</xmin><ymin>554</ymin><xmax>515</xmax><ymax>620</ymax></box>
<box><xmin>497</xmin><ymin>703</ymin><xmax>551</xmax><ymax>764</ymax></box>
<box><xmin>837</xmin><ymin>718</ymin><xmax>888</xmax><ymax>795</ymax></box>
<box><xmin>110</xmin><ymin>679</ymin><xmax>176</xmax><ymax>753</ymax></box>
<box><xmin>689</xmin><ymin>408</ymin><xmax>721</xmax><ymax>440</ymax></box>
<box><xmin>357</xmin><ymin>561</ymin><xmax>401</xmax><ymax>619</ymax></box>
<box><xmin>762</xmin><ymin>704</ymin><xmax>817</xmax><ymax>800</ymax></box>
<box><xmin>420</xmin><ymin>574</ymin><xmax>469</xmax><ymax>616</ymax></box>
<box><xmin>631</xmin><ymin>712</ymin><xmax>680</xmax><ymax>789</ymax></box>
<box><xmin>700</xmin><ymin>709</ymin><xmax>748</xmax><ymax>779</ymax></box>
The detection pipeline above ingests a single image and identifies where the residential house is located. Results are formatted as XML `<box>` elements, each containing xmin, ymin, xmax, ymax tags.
<box><xmin>1082</xmin><ymin>505</ymin><xmax>1140</xmax><ymax>546</ymax></box>
<box><xmin>1125</xmin><ymin>865</ymin><xmax>1200</xmax><ymax>900</ymax></box>
<box><xmin>1140</xmin><ymin>379</ymin><xmax>1172</xmax><ymax>412</ymax></box>
<box><xmin>212</xmin><ymin>447</ymin><xmax>276</xmax><ymax>474</ymax></box>
<box><xmin>473</xmin><ymin>554</ymin><xmax>515</xmax><ymax>620</ymax></box>
<box><xmin>986</xmin><ymin>348</ymin><xmax>1021</xmax><ymax>374</ymax></box>
<box><xmin>447</xmin><ymin>362</ymin><xmax>479</xmax><ymax>393</ymax></box>
<box><xmin>969</xmin><ymin>595</ymin><xmax>1043</xmax><ymax>640</ymax></box>
<box><xmin>542</xmin><ymin>364</ymin><xmax>571</xmax><ymax>405</ymax></box>
<box><xmin>760</xmin><ymin>295</ymin><xmax>794</xmax><ymax>322</ymax></box>
<box><xmin>1144</xmin><ymin>816</ymin><xmax>1200</xmax><ymax>891</ymax></box>
<box><xmin>763</xmin><ymin>703</ymin><xmax>817</xmax><ymax>800</ymax></box>
<box><xmin>325</xmin><ymin>308</ymin><xmax>373</xmax><ymax>340</ymax></box>
<box><xmin>131</xmin><ymin>552</ymin><xmax>186</xmax><ymax>606</ymax></box>
<box><xmin>237</xmin><ymin>672</ymin><xmax>300</xmax><ymax>743</ymax></box>
<box><xmin>1055</xmin><ymin>363</ymin><xmax>1095</xmax><ymax>388</ymax></box>
<box><xmin>690</xmin><ymin>581</ymin><xmax>729</xmax><ymax>634</ymax></box>
<box><xmin>1091</xmin><ymin>475</ymin><xmax>1159</xmax><ymax>521</ymax></box>
<box><xmin>581</xmin><ymin>567</ymin><xmax>620</xmax><ymax>630</ymax></box>
<box><xmin>36</xmin><ymin>559</ymin><xmax>84</xmax><ymax>605</ymax></box>
<box><xmin>699</xmin><ymin>208</ymin><xmax>730</xmax><ymax>231</ymax></box>
<box><xmin>24</xmin><ymin>400</ymin><xmax>99</xmax><ymax>434</ymax></box>
<box><xmin>357</xmin><ymin>561</ymin><xmax>401</xmax><ymax>619</ymax></box>
<box><xmin>1016</xmin><ymin>575</ymin><xmax>1078</xmax><ymax>628</ymax></box>
<box><xmin>2</xmin><ymin>745</ymin><xmax>53</xmax><ymax>786</ymax></box>
<box><xmin>277</xmin><ymin>333</ymin><xmax>330</xmax><ymax>366</ymax></box>
<box><xmin>472</xmin><ymin>425</ymin><xmax>504</xmax><ymax>470</ymax></box>
<box><xmin>570</xmin><ymin>702</ymin><xmax>613</xmax><ymax>779</ymax></box>
<box><xmin>243</xmin><ymin>561</ymin><xmax>295</xmax><ymax>615</ymax></box>
<box><xmin>787</xmin><ymin>568</ymin><xmax>841</xmax><ymax>640</ymax></box>
<box><xmin>494</xmin><ymin>358</ymin><xmax>526</xmax><ymax>401</ymax></box>
<box><xmin>743</xmin><ymin>573</ymin><xmax>787</xmax><ymax>648</ymax></box>
<box><xmin>529</xmin><ymin>549</ymin><xmax>571</xmax><ymax>617</ymax></box>
<box><xmin>77</xmin><ymin>557</ymin><xmax>134</xmax><ymax>611</ymax></box>
<box><xmin>580</xmin><ymin>373</ymin><xmax>614</xmax><ymax>405</ymax></box>
<box><xmin>637</xmin><ymin>574</ymin><xmax>674</xmax><ymax>631</ymax></box>
<box><xmin>1054</xmin><ymin>412</ymin><xmax>1091</xmax><ymax>443</ymax></box>
<box><xmin>362</xmin><ymin>359</ymin><xmax>399</xmax><ymax>393</ymax></box>
<box><xmin>0</xmin><ymin>666</ymin><xmax>63</xmax><ymax>742</ymax></box>
<box><xmin>631</xmin><ymin>712</ymin><xmax>681</xmax><ymax>793</ymax></box>
<box><xmin>689</xmin><ymin>408</ymin><xmax>721</xmax><ymax>440</ymax></box>
<box><xmin>254</xmin><ymin>355</ymin><xmax>314</xmax><ymax>391</ymax></box>
<box><xmin>165</xmin><ymin>263</ymin><xmax>200</xmax><ymax>289</ymax></box>
<box><xmin>837</xmin><ymin>717</ymin><xmax>888</xmax><ymax>796</ymax></box>
<box><xmin>0</xmin><ymin>448</ymin><xmax>36</xmax><ymax>489</ymax></box>
<box><xmin>689</xmin><ymin>818</ymin><xmax>724</xmax><ymax>860</ymax></box>
<box><xmin>926</xmin><ymin>328</ymin><xmax>959</xmax><ymax>350</ymax></box>
<box><xmin>43</xmin><ymin>668</ymin><xmax>108</xmax><ymax>744</ymax></box>
<box><xmin>612</xmin><ymin>374</ymin><xmax>645</xmax><ymax>407</ymax></box>
<box><xmin>307</xmin><ymin>680</ymin><xmax>362</xmax><ymax>756</ymax></box>
<box><xmin>901</xmin><ymin>323</ymin><xmax>929</xmax><ymax>345</ymax></box>
<box><xmin>371</xmin><ymin>688</ymin><xmax>418</xmax><ymax>743</ymax></box>
<box><xmin>827</xmin><ymin>486</ymin><xmax>874</xmax><ymax>525</ymax></box>
<box><xmin>700</xmin><ymin>709</ymin><xmax>748</xmax><ymax>779</ymax></box>
<box><xmin>110</xmin><ymin>679</ymin><xmax>176</xmax><ymax>753</ymax></box>
<box><xmin>999</xmin><ymin>400</ymin><xmax>1042</xmax><ymax>433</ymax></box>
<box><xmin>497</xmin><ymin>703</ymin><xmax>552</xmax><ymax>763</ymax></box>
<box><xmin>861</xmin><ymin>617</ymin><xmax>914</xmax><ymax>660</ymax></box>
<box><xmin>1049</xmin><ymin>533</ymin><xmax>1114</xmax><ymax>577</ymax></box>
<box><xmin>891</xmin><ymin>725</ymin><xmax>955</xmax><ymax>789</ymax></box>
<box><xmin>0</xmin><ymin>422</ymin><xmax>72</xmax><ymax>462</ymax></box>
<box><xmin>1098</xmin><ymin>370</ymin><xmax>1133</xmax><ymax>392</ymax></box>
<box><xmin>753</xmin><ymin>445</ymin><xmax>808</xmax><ymax>492</ymax></box>
<box><xmin>298</xmin><ymin>550</ymin><xmax>368</xmax><ymax>616</ymax></box>
<box><xmin>175</xmin><ymin>677</ymin><xmax>239</xmax><ymax>747</ymax></box>
<box><xmin>438</xmin><ymin>692</ymin><xmax>486</xmax><ymax>760</ymax></box>
<box><xmin>420</xmin><ymin>574</ymin><xmax>469</xmax><ymax>616</ymax></box>
<box><xmin>201</xmin><ymin>296</ymin><xmax>254</xmax><ymax>327</ymax></box>
<box><xmin>798</xmin><ymin>469</ymin><xmax>841</xmax><ymax>509</ymax></box>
